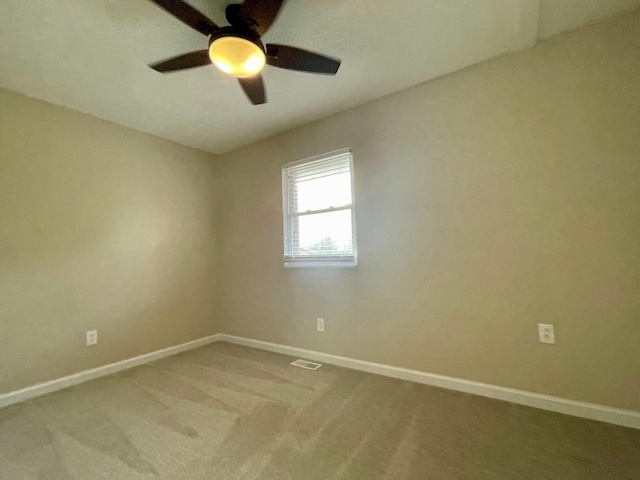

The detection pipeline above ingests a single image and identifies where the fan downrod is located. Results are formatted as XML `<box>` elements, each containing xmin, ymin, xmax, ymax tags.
<box><xmin>225</xmin><ymin>3</ymin><xmax>256</xmax><ymax>29</ymax></box>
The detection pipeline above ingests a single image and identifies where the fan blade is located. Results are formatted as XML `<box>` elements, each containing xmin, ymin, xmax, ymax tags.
<box><xmin>266</xmin><ymin>44</ymin><xmax>340</xmax><ymax>75</ymax></box>
<box><xmin>148</xmin><ymin>0</ymin><xmax>218</xmax><ymax>35</ymax></box>
<box><xmin>240</xmin><ymin>0</ymin><xmax>284</xmax><ymax>35</ymax></box>
<box><xmin>150</xmin><ymin>50</ymin><xmax>211</xmax><ymax>72</ymax></box>
<box><xmin>238</xmin><ymin>75</ymin><xmax>266</xmax><ymax>105</ymax></box>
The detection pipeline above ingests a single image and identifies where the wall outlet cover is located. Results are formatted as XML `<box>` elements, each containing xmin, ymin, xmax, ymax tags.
<box><xmin>538</xmin><ymin>323</ymin><xmax>555</xmax><ymax>344</ymax></box>
<box><xmin>86</xmin><ymin>330</ymin><xmax>98</xmax><ymax>346</ymax></box>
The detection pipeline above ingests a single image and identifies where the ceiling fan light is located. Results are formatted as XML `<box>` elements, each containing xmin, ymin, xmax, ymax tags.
<box><xmin>216</xmin><ymin>60</ymin><xmax>233</xmax><ymax>74</ymax></box>
<box><xmin>244</xmin><ymin>55</ymin><xmax>265</xmax><ymax>73</ymax></box>
<box><xmin>209</xmin><ymin>36</ymin><xmax>266</xmax><ymax>78</ymax></box>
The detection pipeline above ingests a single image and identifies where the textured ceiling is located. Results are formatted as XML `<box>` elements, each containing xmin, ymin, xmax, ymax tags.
<box><xmin>1</xmin><ymin>0</ymin><xmax>638</xmax><ymax>154</ymax></box>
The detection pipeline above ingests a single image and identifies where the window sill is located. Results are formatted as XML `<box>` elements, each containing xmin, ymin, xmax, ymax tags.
<box><xmin>284</xmin><ymin>258</ymin><xmax>357</xmax><ymax>269</ymax></box>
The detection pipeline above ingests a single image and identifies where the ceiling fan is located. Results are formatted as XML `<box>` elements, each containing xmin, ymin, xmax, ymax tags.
<box><xmin>146</xmin><ymin>0</ymin><xmax>341</xmax><ymax>105</ymax></box>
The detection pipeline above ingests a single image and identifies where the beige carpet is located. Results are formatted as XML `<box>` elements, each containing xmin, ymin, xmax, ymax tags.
<box><xmin>0</xmin><ymin>342</ymin><xmax>638</xmax><ymax>479</ymax></box>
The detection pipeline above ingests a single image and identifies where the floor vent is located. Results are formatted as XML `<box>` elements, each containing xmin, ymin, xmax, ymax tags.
<box><xmin>291</xmin><ymin>359</ymin><xmax>323</xmax><ymax>370</ymax></box>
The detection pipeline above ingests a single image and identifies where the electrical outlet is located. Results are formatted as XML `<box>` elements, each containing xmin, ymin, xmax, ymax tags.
<box><xmin>317</xmin><ymin>318</ymin><xmax>325</xmax><ymax>332</ymax></box>
<box><xmin>86</xmin><ymin>330</ymin><xmax>98</xmax><ymax>346</ymax></box>
<box><xmin>538</xmin><ymin>324</ymin><xmax>555</xmax><ymax>344</ymax></box>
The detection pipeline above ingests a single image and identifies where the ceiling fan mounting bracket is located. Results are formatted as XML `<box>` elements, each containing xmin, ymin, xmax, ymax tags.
<box><xmin>225</xmin><ymin>3</ymin><xmax>258</xmax><ymax>30</ymax></box>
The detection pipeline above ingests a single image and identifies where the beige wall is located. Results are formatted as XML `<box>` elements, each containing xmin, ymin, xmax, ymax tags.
<box><xmin>2</xmin><ymin>10</ymin><xmax>638</xmax><ymax>411</ymax></box>
<box><xmin>0</xmin><ymin>89</ymin><xmax>220</xmax><ymax>394</ymax></box>
<box><xmin>217</xmin><ymin>10</ymin><xmax>640</xmax><ymax>411</ymax></box>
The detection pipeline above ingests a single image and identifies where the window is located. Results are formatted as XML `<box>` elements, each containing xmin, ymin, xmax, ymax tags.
<box><xmin>282</xmin><ymin>149</ymin><xmax>357</xmax><ymax>268</ymax></box>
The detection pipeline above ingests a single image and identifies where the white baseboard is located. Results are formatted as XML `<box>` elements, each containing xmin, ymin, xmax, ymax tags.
<box><xmin>217</xmin><ymin>334</ymin><xmax>640</xmax><ymax>430</ymax></box>
<box><xmin>2</xmin><ymin>332</ymin><xmax>639</xmax><ymax>430</ymax></box>
<box><xmin>0</xmin><ymin>334</ymin><xmax>222</xmax><ymax>410</ymax></box>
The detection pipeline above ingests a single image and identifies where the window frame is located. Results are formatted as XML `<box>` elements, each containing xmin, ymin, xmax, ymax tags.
<box><xmin>281</xmin><ymin>148</ymin><xmax>357</xmax><ymax>268</ymax></box>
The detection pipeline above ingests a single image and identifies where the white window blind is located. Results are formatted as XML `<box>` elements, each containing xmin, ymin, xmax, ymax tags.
<box><xmin>282</xmin><ymin>149</ymin><xmax>357</xmax><ymax>268</ymax></box>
